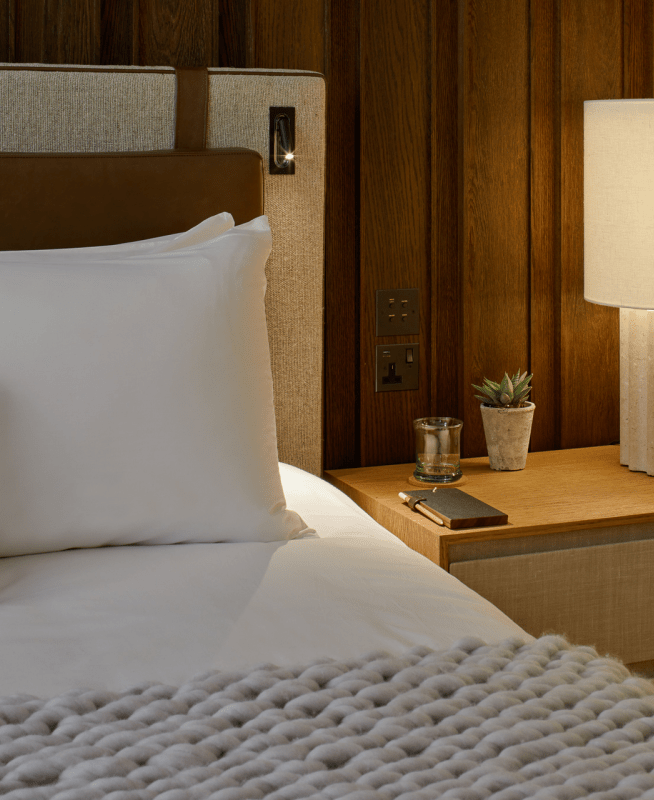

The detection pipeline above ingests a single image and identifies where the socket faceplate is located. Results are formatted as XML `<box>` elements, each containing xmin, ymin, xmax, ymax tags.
<box><xmin>376</xmin><ymin>288</ymin><xmax>419</xmax><ymax>336</ymax></box>
<box><xmin>375</xmin><ymin>343</ymin><xmax>420</xmax><ymax>392</ymax></box>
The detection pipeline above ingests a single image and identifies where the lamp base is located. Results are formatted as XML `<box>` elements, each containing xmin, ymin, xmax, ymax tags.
<box><xmin>620</xmin><ymin>308</ymin><xmax>654</xmax><ymax>474</ymax></box>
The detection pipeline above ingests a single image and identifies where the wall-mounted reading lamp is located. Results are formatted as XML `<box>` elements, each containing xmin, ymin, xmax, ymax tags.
<box><xmin>269</xmin><ymin>107</ymin><xmax>295</xmax><ymax>175</ymax></box>
<box><xmin>584</xmin><ymin>99</ymin><xmax>654</xmax><ymax>475</ymax></box>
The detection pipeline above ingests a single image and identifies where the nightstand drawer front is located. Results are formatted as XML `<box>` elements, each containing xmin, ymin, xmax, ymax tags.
<box><xmin>446</xmin><ymin>522</ymin><xmax>654</xmax><ymax>565</ymax></box>
<box><xmin>451</xmin><ymin>539</ymin><xmax>654</xmax><ymax>665</ymax></box>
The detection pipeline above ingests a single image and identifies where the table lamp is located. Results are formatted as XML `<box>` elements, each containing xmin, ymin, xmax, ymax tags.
<box><xmin>584</xmin><ymin>99</ymin><xmax>654</xmax><ymax>475</ymax></box>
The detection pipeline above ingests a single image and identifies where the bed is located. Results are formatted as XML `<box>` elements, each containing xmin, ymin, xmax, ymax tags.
<box><xmin>0</xmin><ymin>65</ymin><xmax>653</xmax><ymax>800</ymax></box>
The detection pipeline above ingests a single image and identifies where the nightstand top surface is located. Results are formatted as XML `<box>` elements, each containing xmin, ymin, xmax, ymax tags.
<box><xmin>325</xmin><ymin>446</ymin><xmax>654</xmax><ymax>562</ymax></box>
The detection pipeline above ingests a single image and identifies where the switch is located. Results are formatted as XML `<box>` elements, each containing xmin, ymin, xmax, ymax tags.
<box><xmin>406</xmin><ymin>348</ymin><xmax>414</xmax><ymax>364</ymax></box>
<box><xmin>375</xmin><ymin>289</ymin><xmax>419</xmax><ymax>336</ymax></box>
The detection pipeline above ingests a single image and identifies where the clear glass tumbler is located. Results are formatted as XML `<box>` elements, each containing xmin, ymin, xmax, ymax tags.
<box><xmin>413</xmin><ymin>417</ymin><xmax>463</xmax><ymax>483</ymax></box>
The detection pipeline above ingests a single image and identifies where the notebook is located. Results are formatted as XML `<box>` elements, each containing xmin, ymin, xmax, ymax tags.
<box><xmin>404</xmin><ymin>488</ymin><xmax>508</xmax><ymax>529</ymax></box>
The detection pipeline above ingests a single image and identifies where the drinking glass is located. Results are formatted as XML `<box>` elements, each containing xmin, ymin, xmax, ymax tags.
<box><xmin>413</xmin><ymin>417</ymin><xmax>463</xmax><ymax>483</ymax></box>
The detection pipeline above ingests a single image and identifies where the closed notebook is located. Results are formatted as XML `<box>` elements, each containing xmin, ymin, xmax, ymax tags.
<box><xmin>404</xmin><ymin>488</ymin><xmax>508</xmax><ymax>529</ymax></box>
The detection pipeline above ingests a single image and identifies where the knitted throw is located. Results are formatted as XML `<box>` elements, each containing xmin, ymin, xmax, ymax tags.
<box><xmin>2</xmin><ymin>635</ymin><xmax>654</xmax><ymax>799</ymax></box>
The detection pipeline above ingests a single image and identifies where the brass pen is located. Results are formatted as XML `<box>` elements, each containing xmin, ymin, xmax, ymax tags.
<box><xmin>398</xmin><ymin>491</ymin><xmax>444</xmax><ymax>526</ymax></box>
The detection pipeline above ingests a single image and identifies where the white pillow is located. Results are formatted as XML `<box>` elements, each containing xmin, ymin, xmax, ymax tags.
<box><xmin>0</xmin><ymin>216</ymin><xmax>309</xmax><ymax>556</ymax></box>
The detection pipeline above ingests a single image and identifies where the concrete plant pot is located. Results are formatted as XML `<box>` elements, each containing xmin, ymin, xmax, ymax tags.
<box><xmin>480</xmin><ymin>402</ymin><xmax>535</xmax><ymax>471</ymax></box>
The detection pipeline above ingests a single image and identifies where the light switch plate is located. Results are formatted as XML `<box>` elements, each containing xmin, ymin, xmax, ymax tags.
<box><xmin>375</xmin><ymin>343</ymin><xmax>420</xmax><ymax>392</ymax></box>
<box><xmin>376</xmin><ymin>288</ymin><xmax>419</xmax><ymax>336</ymax></box>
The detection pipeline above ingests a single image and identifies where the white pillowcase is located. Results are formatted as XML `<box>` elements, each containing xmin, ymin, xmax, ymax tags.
<box><xmin>0</xmin><ymin>215</ymin><xmax>308</xmax><ymax>556</ymax></box>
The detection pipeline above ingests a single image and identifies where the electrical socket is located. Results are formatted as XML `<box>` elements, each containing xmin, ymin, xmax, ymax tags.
<box><xmin>376</xmin><ymin>288</ymin><xmax>419</xmax><ymax>337</ymax></box>
<box><xmin>375</xmin><ymin>343</ymin><xmax>420</xmax><ymax>392</ymax></box>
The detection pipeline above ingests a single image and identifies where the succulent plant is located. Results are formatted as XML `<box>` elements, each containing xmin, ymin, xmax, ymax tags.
<box><xmin>472</xmin><ymin>370</ymin><xmax>532</xmax><ymax>408</ymax></box>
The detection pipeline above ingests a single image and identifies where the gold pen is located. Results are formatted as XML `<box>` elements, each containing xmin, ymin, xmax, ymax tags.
<box><xmin>398</xmin><ymin>491</ymin><xmax>444</xmax><ymax>526</ymax></box>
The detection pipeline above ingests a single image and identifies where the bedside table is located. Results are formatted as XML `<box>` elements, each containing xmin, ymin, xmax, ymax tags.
<box><xmin>325</xmin><ymin>446</ymin><xmax>654</xmax><ymax>670</ymax></box>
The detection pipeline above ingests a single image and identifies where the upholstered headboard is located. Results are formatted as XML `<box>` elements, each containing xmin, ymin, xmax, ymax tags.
<box><xmin>0</xmin><ymin>65</ymin><xmax>325</xmax><ymax>475</ymax></box>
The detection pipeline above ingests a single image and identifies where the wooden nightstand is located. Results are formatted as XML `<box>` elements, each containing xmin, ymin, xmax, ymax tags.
<box><xmin>325</xmin><ymin>446</ymin><xmax>654</xmax><ymax>669</ymax></box>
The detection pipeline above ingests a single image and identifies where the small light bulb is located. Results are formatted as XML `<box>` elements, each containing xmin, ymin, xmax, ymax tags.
<box><xmin>285</xmin><ymin>152</ymin><xmax>295</xmax><ymax>161</ymax></box>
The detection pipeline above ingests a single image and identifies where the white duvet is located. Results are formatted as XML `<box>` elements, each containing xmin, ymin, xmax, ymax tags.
<box><xmin>0</xmin><ymin>465</ymin><xmax>529</xmax><ymax>698</ymax></box>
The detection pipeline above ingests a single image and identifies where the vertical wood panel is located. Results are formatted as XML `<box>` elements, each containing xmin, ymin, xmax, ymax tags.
<box><xmin>15</xmin><ymin>0</ymin><xmax>101</xmax><ymax>63</ymax></box>
<box><xmin>0</xmin><ymin>0</ymin><xmax>15</xmax><ymax>62</ymax></box>
<box><xmin>138</xmin><ymin>0</ymin><xmax>218</xmax><ymax>67</ymax></box>
<box><xmin>250</xmin><ymin>0</ymin><xmax>324</xmax><ymax>72</ymax></box>
<box><xmin>560</xmin><ymin>0</ymin><xmax>621</xmax><ymax>449</ymax></box>
<box><xmin>460</xmin><ymin>0</ymin><xmax>531</xmax><ymax>458</ymax></box>
<box><xmin>529</xmin><ymin>0</ymin><xmax>561</xmax><ymax>452</ymax></box>
<box><xmin>323</xmin><ymin>0</ymin><xmax>360</xmax><ymax>469</ymax></box>
<box><xmin>624</xmin><ymin>0</ymin><xmax>654</xmax><ymax>98</ymax></box>
<box><xmin>101</xmin><ymin>0</ymin><xmax>138</xmax><ymax>65</ymax></box>
<box><xmin>360</xmin><ymin>0</ymin><xmax>431</xmax><ymax>466</ymax></box>
<box><xmin>218</xmin><ymin>0</ymin><xmax>251</xmax><ymax>67</ymax></box>
<box><xmin>20</xmin><ymin>0</ymin><xmax>52</xmax><ymax>63</ymax></box>
<box><xmin>431</xmin><ymin>0</ymin><xmax>460</xmax><ymax>422</ymax></box>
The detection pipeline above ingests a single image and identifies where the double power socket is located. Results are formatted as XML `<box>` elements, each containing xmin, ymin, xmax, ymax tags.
<box><xmin>374</xmin><ymin>288</ymin><xmax>420</xmax><ymax>393</ymax></box>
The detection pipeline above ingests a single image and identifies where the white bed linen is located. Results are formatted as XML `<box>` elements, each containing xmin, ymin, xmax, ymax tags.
<box><xmin>0</xmin><ymin>465</ymin><xmax>530</xmax><ymax>698</ymax></box>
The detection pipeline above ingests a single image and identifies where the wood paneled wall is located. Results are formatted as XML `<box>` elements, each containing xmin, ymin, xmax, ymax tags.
<box><xmin>1</xmin><ymin>0</ymin><xmax>652</xmax><ymax>468</ymax></box>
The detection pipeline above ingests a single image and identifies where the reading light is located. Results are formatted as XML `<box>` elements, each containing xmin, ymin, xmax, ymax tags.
<box><xmin>274</xmin><ymin>114</ymin><xmax>292</xmax><ymax>168</ymax></box>
<box><xmin>584</xmin><ymin>99</ymin><xmax>654</xmax><ymax>474</ymax></box>
<box><xmin>269</xmin><ymin>107</ymin><xmax>295</xmax><ymax>175</ymax></box>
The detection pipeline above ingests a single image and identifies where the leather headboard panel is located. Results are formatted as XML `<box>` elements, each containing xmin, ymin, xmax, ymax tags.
<box><xmin>0</xmin><ymin>148</ymin><xmax>263</xmax><ymax>251</ymax></box>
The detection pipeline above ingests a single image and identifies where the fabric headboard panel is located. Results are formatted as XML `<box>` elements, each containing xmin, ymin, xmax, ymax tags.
<box><xmin>0</xmin><ymin>65</ymin><xmax>325</xmax><ymax>476</ymax></box>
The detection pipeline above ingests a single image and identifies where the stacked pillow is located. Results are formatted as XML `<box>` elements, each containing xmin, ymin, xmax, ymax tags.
<box><xmin>0</xmin><ymin>214</ymin><xmax>308</xmax><ymax>557</ymax></box>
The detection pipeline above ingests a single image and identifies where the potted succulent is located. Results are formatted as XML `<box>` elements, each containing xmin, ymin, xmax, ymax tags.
<box><xmin>472</xmin><ymin>370</ymin><xmax>535</xmax><ymax>471</ymax></box>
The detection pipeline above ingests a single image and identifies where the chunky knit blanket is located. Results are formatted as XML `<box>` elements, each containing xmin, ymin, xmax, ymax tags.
<box><xmin>2</xmin><ymin>636</ymin><xmax>654</xmax><ymax>799</ymax></box>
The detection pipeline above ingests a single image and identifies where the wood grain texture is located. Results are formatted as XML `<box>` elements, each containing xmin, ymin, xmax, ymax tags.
<box><xmin>431</xmin><ymin>0</ymin><xmax>460</xmax><ymax>422</ymax></box>
<box><xmin>624</xmin><ymin>0</ymin><xmax>654</xmax><ymax>99</ymax></box>
<box><xmin>0</xmin><ymin>0</ymin><xmax>15</xmax><ymax>62</ymax></box>
<box><xmin>325</xmin><ymin>446</ymin><xmax>654</xmax><ymax>569</ymax></box>
<box><xmin>359</xmin><ymin>0</ymin><xmax>431</xmax><ymax>466</ymax></box>
<box><xmin>250</xmin><ymin>0</ymin><xmax>324</xmax><ymax>72</ymax></box>
<box><xmin>559</xmin><ymin>0</ymin><xmax>621</xmax><ymax>448</ymax></box>
<box><xmin>459</xmin><ymin>0</ymin><xmax>531</xmax><ymax>458</ymax></box>
<box><xmin>218</xmin><ymin>0</ymin><xmax>251</xmax><ymax>67</ymax></box>
<box><xmin>138</xmin><ymin>0</ymin><xmax>217</xmax><ymax>67</ymax></box>
<box><xmin>15</xmin><ymin>0</ymin><xmax>101</xmax><ymax>63</ymax></box>
<box><xmin>323</xmin><ymin>0</ymin><xmax>360</xmax><ymax>469</ymax></box>
<box><xmin>101</xmin><ymin>0</ymin><xmax>138</xmax><ymax>65</ymax></box>
<box><xmin>529</xmin><ymin>0</ymin><xmax>561</xmax><ymax>452</ymax></box>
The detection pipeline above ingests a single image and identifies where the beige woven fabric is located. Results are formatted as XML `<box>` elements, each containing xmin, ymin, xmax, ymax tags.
<box><xmin>0</xmin><ymin>65</ymin><xmax>324</xmax><ymax>475</ymax></box>
<box><xmin>451</xmin><ymin>538</ymin><xmax>654</xmax><ymax>665</ymax></box>
<box><xmin>207</xmin><ymin>71</ymin><xmax>325</xmax><ymax>476</ymax></box>
<box><xmin>0</xmin><ymin>66</ymin><xmax>175</xmax><ymax>151</ymax></box>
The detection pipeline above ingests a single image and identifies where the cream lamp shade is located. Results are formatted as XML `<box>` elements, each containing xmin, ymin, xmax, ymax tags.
<box><xmin>584</xmin><ymin>100</ymin><xmax>654</xmax><ymax>309</ymax></box>
<box><xmin>584</xmin><ymin>99</ymin><xmax>654</xmax><ymax>474</ymax></box>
